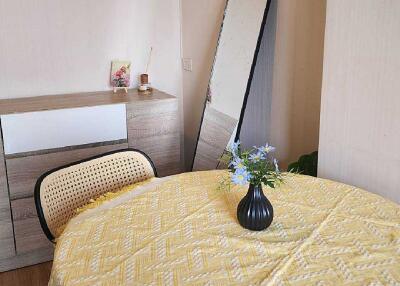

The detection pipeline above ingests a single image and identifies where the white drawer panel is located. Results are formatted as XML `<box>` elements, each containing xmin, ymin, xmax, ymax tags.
<box><xmin>1</xmin><ymin>104</ymin><xmax>127</xmax><ymax>155</ymax></box>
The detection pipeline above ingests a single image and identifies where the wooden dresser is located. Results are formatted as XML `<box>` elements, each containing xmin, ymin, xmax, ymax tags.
<box><xmin>0</xmin><ymin>89</ymin><xmax>181</xmax><ymax>271</ymax></box>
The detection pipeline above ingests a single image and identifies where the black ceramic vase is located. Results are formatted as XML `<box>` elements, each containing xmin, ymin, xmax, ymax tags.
<box><xmin>237</xmin><ymin>184</ymin><xmax>273</xmax><ymax>231</ymax></box>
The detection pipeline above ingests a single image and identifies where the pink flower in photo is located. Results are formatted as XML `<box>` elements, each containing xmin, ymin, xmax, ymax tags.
<box><xmin>111</xmin><ymin>61</ymin><xmax>131</xmax><ymax>88</ymax></box>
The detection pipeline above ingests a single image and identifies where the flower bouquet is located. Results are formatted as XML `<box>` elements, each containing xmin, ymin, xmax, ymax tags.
<box><xmin>221</xmin><ymin>141</ymin><xmax>283</xmax><ymax>231</ymax></box>
<box><xmin>111</xmin><ymin>61</ymin><xmax>131</xmax><ymax>90</ymax></box>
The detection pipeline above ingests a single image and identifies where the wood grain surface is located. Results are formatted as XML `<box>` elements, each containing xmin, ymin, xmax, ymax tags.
<box><xmin>127</xmin><ymin>99</ymin><xmax>181</xmax><ymax>177</ymax></box>
<box><xmin>0</xmin><ymin>88</ymin><xmax>174</xmax><ymax>115</ymax></box>
<box><xmin>0</xmin><ymin>125</ymin><xmax>15</xmax><ymax>260</ymax></box>
<box><xmin>0</xmin><ymin>248</ymin><xmax>53</xmax><ymax>273</ymax></box>
<box><xmin>11</xmin><ymin>198</ymin><xmax>53</xmax><ymax>255</ymax></box>
<box><xmin>193</xmin><ymin>107</ymin><xmax>237</xmax><ymax>171</ymax></box>
<box><xmin>7</xmin><ymin>142</ymin><xmax>128</xmax><ymax>200</ymax></box>
<box><xmin>0</xmin><ymin>261</ymin><xmax>52</xmax><ymax>286</ymax></box>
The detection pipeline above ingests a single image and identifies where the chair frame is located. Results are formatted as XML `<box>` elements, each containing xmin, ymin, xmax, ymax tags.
<box><xmin>34</xmin><ymin>148</ymin><xmax>157</xmax><ymax>242</ymax></box>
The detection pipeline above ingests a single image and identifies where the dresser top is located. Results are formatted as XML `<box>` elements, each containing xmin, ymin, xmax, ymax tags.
<box><xmin>0</xmin><ymin>88</ymin><xmax>176</xmax><ymax>115</ymax></box>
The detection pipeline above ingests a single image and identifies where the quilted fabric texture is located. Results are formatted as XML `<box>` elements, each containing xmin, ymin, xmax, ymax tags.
<box><xmin>50</xmin><ymin>170</ymin><xmax>400</xmax><ymax>285</ymax></box>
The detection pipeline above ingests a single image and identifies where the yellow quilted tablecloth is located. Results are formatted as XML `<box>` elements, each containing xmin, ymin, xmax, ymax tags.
<box><xmin>50</xmin><ymin>170</ymin><xmax>400</xmax><ymax>285</ymax></box>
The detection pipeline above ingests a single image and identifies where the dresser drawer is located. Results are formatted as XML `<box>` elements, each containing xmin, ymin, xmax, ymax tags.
<box><xmin>0</xmin><ymin>89</ymin><xmax>180</xmax><ymax>271</ymax></box>
<box><xmin>130</xmin><ymin>133</ymin><xmax>181</xmax><ymax>177</ymax></box>
<box><xmin>126</xmin><ymin>99</ymin><xmax>181</xmax><ymax>176</ymax></box>
<box><xmin>126</xmin><ymin>99</ymin><xmax>179</xmax><ymax>137</ymax></box>
<box><xmin>0</xmin><ymin>129</ymin><xmax>15</xmax><ymax>260</ymax></box>
<box><xmin>0</xmin><ymin>215</ymin><xmax>15</xmax><ymax>259</ymax></box>
<box><xmin>1</xmin><ymin>104</ymin><xmax>127</xmax><ymax>155</ymax></box>
<box><xmin>6</xmin><ymin>142</ymin><xmax>128</xmax><ymax>200</ymax></box>
<box><xmin>11</xmin><ymin>197</ymin><xmax>53</xmax><ymax>255</ymax></box>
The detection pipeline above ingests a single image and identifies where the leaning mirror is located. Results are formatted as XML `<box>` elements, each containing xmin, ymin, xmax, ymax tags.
<box><xmin>192</xmin><ymin>0</ymin><xmax>271</xmax><ymax>171</ymax></box>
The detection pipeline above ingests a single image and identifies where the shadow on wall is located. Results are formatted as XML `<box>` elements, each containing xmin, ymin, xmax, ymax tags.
<box><xmin>240</xmin><ymin>0</ymin><xmax>277</xmax><ymax>150</ymax></box>
<box><xmin>269</xmin><ymin>0</ymin><xmax>327</xmax><ymax>170</ymax></box>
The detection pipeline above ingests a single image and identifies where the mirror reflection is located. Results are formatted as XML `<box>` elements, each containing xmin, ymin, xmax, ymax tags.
<box><xmin>192</xmin><ymin>0</ymin><xmax>270</xmax><ymax>171</ymax></box>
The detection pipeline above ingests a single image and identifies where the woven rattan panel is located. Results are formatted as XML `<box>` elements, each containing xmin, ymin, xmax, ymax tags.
<box><xmin>39</xmin><ymin>151</ymin><xmax>155</xmax><ymax>238</ymax></box>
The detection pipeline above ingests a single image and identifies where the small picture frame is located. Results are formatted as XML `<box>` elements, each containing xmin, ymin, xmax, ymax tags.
<box><xmin>111</xmin><ymin>60</ymin><xmax>131</xmax><ymax>93</ymax></box>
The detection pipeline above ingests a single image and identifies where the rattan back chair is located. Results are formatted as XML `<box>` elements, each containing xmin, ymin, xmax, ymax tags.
<box><xmin>34</xmin><ymin>149</ymin><xmax>157</xmax><ymax>242</ymax></box>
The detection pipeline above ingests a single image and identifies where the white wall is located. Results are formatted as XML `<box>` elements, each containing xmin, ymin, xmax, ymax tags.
<box><xmin>318</xmin><ymin>0</ymin><xmax>400</xmax><ymax>203</ymax></box>
<box><xmin>0</xmin><ymin>0</ymin><xmax>181</xmax><ymax>99</ymax></box>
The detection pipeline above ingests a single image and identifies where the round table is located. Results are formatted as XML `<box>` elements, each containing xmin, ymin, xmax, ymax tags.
<box><xmin>50</xmin><ymin>170</ymin><xmax>400</xmax><ymax>285</ymax></box>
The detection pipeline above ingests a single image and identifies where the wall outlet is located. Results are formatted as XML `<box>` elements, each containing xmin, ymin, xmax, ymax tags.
<box><xmin>182</xmin><ymin>58</ymin><xmax>193</xmax><ymax>72</ymax></box>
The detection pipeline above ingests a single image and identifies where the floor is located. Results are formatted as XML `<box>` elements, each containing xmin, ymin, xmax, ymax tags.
<box><xmin>0</xmin><ymin>262</ymin><xmax>52</xmax><ymax>286</ymax></box>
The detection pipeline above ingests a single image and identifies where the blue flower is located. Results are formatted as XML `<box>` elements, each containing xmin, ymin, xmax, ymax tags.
<box><xmin>227</xmin><ymin>140</ymin><xmax>240</xmax><ymax>155</ymax></box>
<box><xmin>249</xmin><ymin>151</ymin><xmax>265</xmax><ymax>162</ymax></box>
<box><xmin>230</xmin><ymin>157</ymin><xmax>245</xmax><ymax>170</ymax></box>
<box><xmin>258</xmin><ymin>143</ymin><xmax>276</xmax><ymax>154</ymax></box>
<box><xmin>231</xmin><ymin>169</ymin><xmax>251</xmax><ymax>185</ymax></box>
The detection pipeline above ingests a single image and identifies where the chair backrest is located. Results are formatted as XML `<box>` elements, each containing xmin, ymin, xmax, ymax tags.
<box><xmin>34</xmin><ymin>149</ymin><xmax>156</xmax><ymax>242</ymax></box>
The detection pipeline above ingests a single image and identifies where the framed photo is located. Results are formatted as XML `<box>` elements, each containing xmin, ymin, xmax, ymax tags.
<box><xmin>111</xmin><ymin>61</ymin><xmax>131</xmax><ymax>88</ymax></box>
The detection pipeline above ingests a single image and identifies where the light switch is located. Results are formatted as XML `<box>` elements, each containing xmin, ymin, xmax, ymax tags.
<box><xmin>182</xmin><ymin>58</ymin><xmax>193</xmax><ymax>72</ymax></box>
